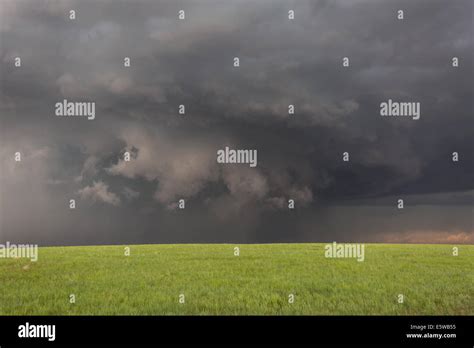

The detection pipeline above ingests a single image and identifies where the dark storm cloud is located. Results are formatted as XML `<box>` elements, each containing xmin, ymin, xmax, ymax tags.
<box><xmin>0</xmin><ymin>0</ymin><xmax>472</xmax><ymax>245</ymax></box>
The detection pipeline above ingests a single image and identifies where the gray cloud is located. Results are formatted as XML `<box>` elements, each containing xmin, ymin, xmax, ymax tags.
<box><xmin>78</xmin><ymin>181</ymin><xmax>121</xmax><ymax>206</ymax></box>
<box><xmin>0</xmin><ymin>0</ymin><xmax>472</xmax><ymax>245</ymax></box>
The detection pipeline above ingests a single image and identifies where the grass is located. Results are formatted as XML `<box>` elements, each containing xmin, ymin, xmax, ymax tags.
<box><xmin>0</xmin><ymin>243</ymin><xmax>472</xmax><ymax>315</ymax></box>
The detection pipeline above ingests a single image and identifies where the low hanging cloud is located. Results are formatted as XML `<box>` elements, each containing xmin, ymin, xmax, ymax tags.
<box><xmin>105</xmin><ymin>125</ymin><xmax>315</xmax><ymax>211</ymax></box>
<box><xmin>78</xmin><ymin>181</ymin><xmax>121</xmax><ymax>206</ymax></box>
<box><xmin>106</xmin><ymin>126</ymin><xmax>220</xmax><ymax>204</ymax></box>
<box><xmin>122</xmin><ymin>187</ymin><xmax>140</xmax><ymax>200</ymax></box>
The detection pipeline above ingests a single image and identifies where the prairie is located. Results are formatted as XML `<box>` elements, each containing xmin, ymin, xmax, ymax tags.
<box><xmin>0</xmin><ymin>243</ymin><xmax>472</xmax><ymax>315</ymax></box>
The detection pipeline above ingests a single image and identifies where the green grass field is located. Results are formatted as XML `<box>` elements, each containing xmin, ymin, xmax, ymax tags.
<box><xmin>0</xmin><ymin>243</ymin><xmax>472</xmax><ymax>315</ymax></box>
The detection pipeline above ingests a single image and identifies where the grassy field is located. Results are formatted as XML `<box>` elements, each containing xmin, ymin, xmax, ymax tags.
<box><xmin>0</xmin><ymin>243</ymin><xmax>472</xmax><ymax>315</ymax></box>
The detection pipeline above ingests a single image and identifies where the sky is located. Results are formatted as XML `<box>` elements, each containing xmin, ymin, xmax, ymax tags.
<box><xmin>0</xmin><ymin>0</ymin><xmax>472</xmax><ymax>246</ymax></box>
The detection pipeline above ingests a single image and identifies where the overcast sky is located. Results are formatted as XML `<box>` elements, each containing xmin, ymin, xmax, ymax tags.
<box><xmin>0</xmin><ymin>0</ymin><xmax>472</xmax><ymax>246</ymax></box>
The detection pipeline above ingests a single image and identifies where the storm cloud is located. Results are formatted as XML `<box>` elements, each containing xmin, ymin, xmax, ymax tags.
<box><xmin>0</xmin><ymin>0</ymin><xmax>472</xmax><ymax>246</ymax></box>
